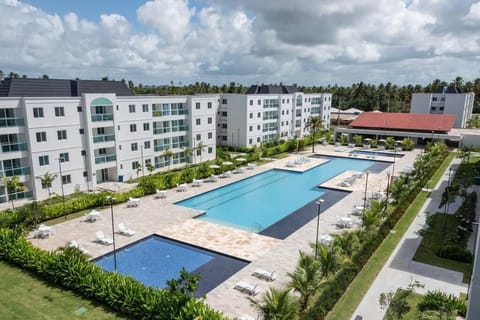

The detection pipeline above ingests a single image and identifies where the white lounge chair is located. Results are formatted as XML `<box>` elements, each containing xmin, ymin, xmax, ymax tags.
<box><xmin>68</xmin><ymin>240</ymin><xmax>89</xmax><ymax>255</ymax></box>
<box><xmin>95</xmin><ymin>231</ymin><xmax>113</xmax><ymax>245</ymax></box>
<box><xmin>155</xmin><ymin>189</ymin><xmax>168</xmax><ymax>199</ymax></box>
<box><xmin>176</xmin><ymin>183</ymin><xmax>187</xmax><ymax>192</ymax></box>
<box><xmin>234</xmin><ymin>281</ymin><xmax>260</xmax><ymax>296</ymax></box>
<box><xmin>118</xmin><ymin>223</ymin><xmax>135</xmax><ymax>236</ymax></box>
<box><xmin>252</xmin><ymin>269</ymin><xmax>277</xmax><ymax>282</ymax></box>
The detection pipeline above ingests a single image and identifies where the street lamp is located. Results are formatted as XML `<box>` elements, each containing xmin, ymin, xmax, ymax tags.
<box><xmin>106</xmin><ymin>196</ymin><xmax>117</xmax><ymax>271</ymax></box>
<box><xmin>363</xmin><ymin>171</ymin><xmax>370</xmax><ymax>226</ymax></box>
<box><xmin>57</xmin><ymin>155</ymin><xmax>66</xmax><ymax>219</ymax></box>
<box><xmin>315</xmin><ymin>198</ymin><xmax>325</xmax><ymax>259</ymax></box>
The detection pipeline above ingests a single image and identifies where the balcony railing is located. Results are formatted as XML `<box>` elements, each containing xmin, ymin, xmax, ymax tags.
<box><xmin>91</xmin><ymin>113</ymin><xmax>113</xmax><ymax>122</ymax></box>
<box><xmin>93</xmin><ymin>134</ymin><xmax>115</xmax><ymax>143</ymax></box>
<box><xmin>1</xmin><ymin>142</ymin><xmax>27</xmax><ymax>153</ymax></box>
<box><xmin>1</xmin><ymin>166</ymin><xmax>31</xmax><ymax>177</ymax></box>
<box><xmin>95</xmin><ymin>154</ymin><xmax>116</xmax><ymax>164</ymax></box>
<box><xmin>0</xmin><ymin>118</ymin><xmax>24</xmax><ymax>127</ymax></box>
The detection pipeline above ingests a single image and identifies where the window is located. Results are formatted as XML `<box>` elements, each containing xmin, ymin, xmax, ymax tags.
<box><xmin>208</xmin><ymin>132</ymin><xmax>212</xmax><ymax>139</ymax></box>
<box><xmin>144</xmin><ymin>141</ymin><xmax>151</xmax><ymax>149</ymax></box>
<box><xmin>249</xmin><ymin>100</ymin><xmax>253</xmax><ymax>106</ymax></box>
<box><xmin>54</xmin><ymin>106</ymin><xmax>65</xmax><ymax>117</ymax></box>
<box><xmin>39</xmin><ymin>155</ymin><xmax>49</xmax><ymax>166</ymax></box>
<box><xmin>59</xmin><ymin>152</ymin><xmax>69</xmax><ymax>162</ymax></box>
<box><xmin>143</xmin><ymin>123</ymin><xmax>150</xmax><ymax>131</ymax></box>
<box><xmin>129</xmin><ymin>104</ymin><xmax>136</xmax><ymax>113</ymax></box>
<box><xmin>57</xmin><ymin>130</ymin><xmax>67</xmax><ymax>140</ymax></box>
<box><xmin>79</xmin><ymin>128</ymin><xmax>84</xmax><ymax>134</ymax></box>
<box><xmin>131</xmin><ymin>143</ymin><xmax>138</xmax><ymax>151</ymax></box>
<box><xmin>208</xmin><ymin>117</ymin><xmax>212</xmax><ymax>124</ymax></box>
<box><xmin>33</xmin><ymin>107</ymin><xmax>44</xmax><ymax>118</ymax></box>
<box><xmin>142</xmin><ymin>104</ymin><xmax>149</xmax><ymax>112</ymax></box>
<box><xmin>130</xmin><ymin>124</ymin><xmax>137</xmax><ymax>132</ymax></box>
<box><xmin>77</xmin><ymin>106</ymin><xmax>82</xmax><ymax>112</ymax></box>
<box><xmin>196</xmin><ymin>118</ymin><xmax>201</xmax><ymax>125</ymax></box>
<box><xmin>196</xmin><ymin>134</ymin><xmax>201</xmax><ymax>141</ymax></box>
<box><xmin>208</xmin><ymin>147</ymin><xmax>213</xmax><ymax>153</ymax></box>
<box><xmin>196</xmin><ymin>102</ymin><xmax>201</xmax><ymax>109</ymax></box>
<box><xmin>62</xmin><ymin>175</ymin><xmax>71</xmax><ymax>184</ymax></box>
<box><xmin>36</xmin><ymin>132</ymin><xmax>46</xmax><ymax>142</ymax></box>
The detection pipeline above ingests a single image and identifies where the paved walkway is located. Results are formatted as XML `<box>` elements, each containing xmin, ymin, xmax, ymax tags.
<box><xmin>352</xmin><ymin>156</ymin><xmax>469</xmax><ymax>320</ymax></box>
<box><xmin>27</xmin><ymin>145</ymin><xmax>420</xmax><ymax>319</ymax></box>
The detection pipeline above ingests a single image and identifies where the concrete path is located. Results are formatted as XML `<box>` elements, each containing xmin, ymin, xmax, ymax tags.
<box><xmin>352</xmin><ymin>157</ymin><xmax>469</xmax><ymax>320</ymax></box>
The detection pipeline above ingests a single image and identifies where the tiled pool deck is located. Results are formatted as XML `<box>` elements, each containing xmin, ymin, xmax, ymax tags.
<box><xmin>28</xmin><ymin>145</ymin><xmax>421</xmax><ymax>319</ymax></box>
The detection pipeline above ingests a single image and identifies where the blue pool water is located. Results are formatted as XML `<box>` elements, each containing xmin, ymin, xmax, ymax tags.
<box><xmin>95</xmin><ymin>236</ymin><xmax>214</xmax><ymax>288</ymax></box>
<box><xmin>351</xmin><ymin>150</ymin><xmax>404</xmax><ymax>158</ymax></box>
<box><xmin>178</xmin><ymin>157</ymin><xmax>374</xmax><ymax>232</ymax></box>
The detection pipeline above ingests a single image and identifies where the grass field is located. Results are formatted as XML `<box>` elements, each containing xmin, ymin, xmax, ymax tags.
<box><xmin>325</xmin><ymin>152</ymin><xmax>455</xmax><ymax>320</ymax></box>
<box><xmin>0</xmin><ymin>261</ymin><xmax>125</xmax><ymax>320</ymax></box>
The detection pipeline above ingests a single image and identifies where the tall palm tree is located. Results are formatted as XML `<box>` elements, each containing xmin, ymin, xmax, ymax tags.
<box><xmin>35</xmin><ymin>171</ymin><xmax>57</xmax><ymax>197</ymax></box>
<box><xmin>2</xmin><ymin>176</ymin><xmax>26</xmax><ymax>209</ymax></box>
<box><xmin>250</xmin><ymin>288</ymin><xmax>299</xmax><ymax>320</ymax></box>
<box><xmin>304</xmin><ymin>116</ymin><xmax>323</xmax><ymax>153</ymax></box>
<box><xmin>287</xmin><ymin>251</ymin><xmax>322</xmax><ymax>312</ymax></box>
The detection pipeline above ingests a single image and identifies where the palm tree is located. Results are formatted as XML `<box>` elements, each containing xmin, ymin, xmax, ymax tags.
<box><xmin>287</xmin><ymin>251</ymin><xmax>322</xmax><ymax>312</ymax></box>
<box><xmin>195</xmin><ymin>142</ymin><xmax>206</xmax><ymax>163</ymax></box>
<box><xmin>163</xmin><ymin>148</ymin><xmax>174</xmax><ymax>170</ymax></box>
<box><xmin>35</xmin><ymin>171</ymin><xmax>57</xmax><ymax>197</ymax></box>
<box><xmin>2</xmin><ymin>176</ymin><xmax>27</xmax><ymax>209</ymax></box>
<box><xmin>305</xmin><ymin>116</ymin><xmax>323</xmax><ymax>153</ymax></box>
<box><xmin>250</xmin><ymin>288</ymin><xmax>299</xmax><ymax>320</ymax></box>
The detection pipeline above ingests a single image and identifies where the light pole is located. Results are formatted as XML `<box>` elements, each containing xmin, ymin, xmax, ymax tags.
<box><xmin>363</xmin><ymin>171</ymin><xmax>370</xmax><ymax>227</ymax></box>
<box><xmin>106</xmin><ymin>196</ymin><xmax>117</xmax><ymax>271</ymax></box>
<box><xmin>57</xmin><ymin>156</ymin><xmax>66</xmax><ymax>219</ymax></box>
<box><xmin>315</xmin><ymin>198</ymin><xmax>324</xmax><ymax>259</ymax></box>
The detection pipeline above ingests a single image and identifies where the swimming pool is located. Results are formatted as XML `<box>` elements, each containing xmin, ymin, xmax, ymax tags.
<box><xmin>350</xmin><ymin>150</ymin><xmax>404</xmax><ymax>158</ymax></box>
<box><xmin>177</xmin><ymin>157</ymin><xmax>375</xmax><ymax>232</ymax></box>
<box><xmin>95</xmin><ymin>235</ymin><xmax>248</xmax><ymax>296</ymax></box>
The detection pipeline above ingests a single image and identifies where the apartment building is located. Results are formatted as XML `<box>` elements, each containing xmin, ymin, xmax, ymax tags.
<box><xmin>0</xmin><ymin>78</ymin><xmax>217</xmax><ymax>202</ymax></box>
<box><xmin>217</xmin><ymin>85</ymin><xmax>332</xmax><ymax>147</ymax></box>
<box><xmin>410</xmin><ymin>86</ymin><xmax>475</xmax><ymax>128</ymax></box>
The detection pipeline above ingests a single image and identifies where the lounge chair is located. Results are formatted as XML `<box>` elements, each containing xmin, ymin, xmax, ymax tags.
<box><xmin>155</xmin><ymin>189</ymin><xmax>168</xmax><ymax>199</ymax></box>
<box><xmin>95</xmin><ymin>231</ymin><xmax>113</xmax><ymax>245</ymax></box>
<box><xmin>176</xmin><ymin>183</ymin><xmax>187</xmax><ymax>192</ymax></box>
<box><xmin>234</xmin><ymin>281</ymin><xmax>260</xmax><ymax>296</ymax></box>
<box><xmin>68</xmin><ymin>240</ymin><xmax>89</xmax><ymax>255</ymax></box>
<box><xmin>252</xmin><ymin>269</ymin><xmax>277</xmax><ymax>282</ymax></box>
<box><xmin>118</xmin><ymin>223</ymin><xmax>136</xmax><ymax>236</ymax></box>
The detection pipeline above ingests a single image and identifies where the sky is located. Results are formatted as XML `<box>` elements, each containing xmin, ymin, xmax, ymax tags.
<box><xmin>1</xmin><ymin>0</ymin><xmax>479</xmax><ymax>86</ymax></box>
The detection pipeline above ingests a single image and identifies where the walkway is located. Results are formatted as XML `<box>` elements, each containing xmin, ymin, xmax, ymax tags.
<box><xmin>352</xmin><ymin>157</ymin><xmax>468</xmax><ymax>320</ymax></box>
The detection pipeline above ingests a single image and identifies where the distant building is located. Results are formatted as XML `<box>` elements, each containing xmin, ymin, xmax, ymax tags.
<box><xmin>410</xmin><ymin>86</ymin><xmax>475</xmax><ymax>128</ymax></box>
<box><xmin>218</xmin><ymin>84</ymin><xmax>332</xmax><ymax>147</ymax></box>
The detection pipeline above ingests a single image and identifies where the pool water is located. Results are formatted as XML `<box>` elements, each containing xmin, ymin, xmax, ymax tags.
<box><xmin>95</xmin><ymin>236</ymin><xmax>214</xmax><ymax>288</ymax></box>
<box><xmin>178</xmin><ymin>157</ymin><xmax>374</xmax><ymax>232</ymax></box>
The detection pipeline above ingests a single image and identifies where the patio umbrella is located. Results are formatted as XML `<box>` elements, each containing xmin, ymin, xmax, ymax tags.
<box><xmin>235</xmin><ymin>157</ymin><xmax>247</xmax><ymax>162</ymax></box>
<box><xmin>222</xmin><ymin>161</ymin><xmax>233</xmax><ymax>166</ymax></box>
<box><xmin>209</xmin><ymin>164</ymin><xmax>220</xmax><ymax>169</ymax></box>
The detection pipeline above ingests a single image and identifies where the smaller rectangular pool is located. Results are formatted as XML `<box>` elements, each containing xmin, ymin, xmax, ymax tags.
<box><xmin>95</xmin><ymin>235</ymin><xmax>248</xmax><ymax>296</ymax></box>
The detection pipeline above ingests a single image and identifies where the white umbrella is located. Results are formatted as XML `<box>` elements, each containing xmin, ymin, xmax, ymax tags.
<box><xmin>235</xmin><ymin>157</ymin><xmax>247</xmax><ymax>162</ymax></box>
<box><xmin>209</xmin><ymin>164</ymin><xmax>220</xmax><ymax>169</ymax></box>
<box><xmin>222</xmin><ymin>161</ymin><xmax>233</xmax><ymax>166</ymax></box>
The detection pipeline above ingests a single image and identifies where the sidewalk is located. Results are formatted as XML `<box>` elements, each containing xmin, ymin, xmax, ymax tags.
<box><xmin>352</xmin><ymin>157</ymin><xmax>468</xmax><ymax>320</ymax></box>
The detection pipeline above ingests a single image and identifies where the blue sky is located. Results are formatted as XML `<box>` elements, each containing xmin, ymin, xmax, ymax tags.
<box><xmin>1</xmin><ymin>0</ymin><xmax>480</xmax><ymax>86</ymax></box>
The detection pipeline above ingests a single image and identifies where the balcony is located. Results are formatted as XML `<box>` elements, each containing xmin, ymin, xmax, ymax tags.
<box><xmin>1</xmin><ymin>142</ymin><xmax>27</xmax><ymax>153</ymax></box>
<box><xmin>2</xmin><ymin>166</ymin><xmax>31</xmax><ymax>177</ymax></box>
<box><xmin>91</xmin><ymin>113</ymin><xmax>113</xmax><ymax>122</ymax></box>
<box><xmin>95</xmin><ymin>154</ymin><xmax>116</xmax><ymax>164</ymax></box>
<box><xmin>0</xmin><ymin>118</ymin><xmax>24</xmax><ymax>127</ymax></box>
<box><xmin>93</xmin><ymin>134</ymin><xmax>115</xmax><ymax>143</ymax></box>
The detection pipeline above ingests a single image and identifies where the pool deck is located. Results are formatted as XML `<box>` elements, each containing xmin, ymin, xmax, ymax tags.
<box><xmin>28</xmin><ymin>145</ymin><xmax>420</xmax><ymax>319</ymax></box>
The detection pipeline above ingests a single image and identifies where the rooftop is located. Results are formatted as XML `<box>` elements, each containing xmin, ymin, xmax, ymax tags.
<box><xmin>349</xmin><ymin>112</ymin><xmax>456</xmax><ymax>132</ymax></box>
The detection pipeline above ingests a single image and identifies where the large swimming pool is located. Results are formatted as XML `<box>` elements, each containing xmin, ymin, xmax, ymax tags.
<box><xmin>177</xmin><ymin>157</ymin><xmax>374</xmax><ymax>232</ymax></box>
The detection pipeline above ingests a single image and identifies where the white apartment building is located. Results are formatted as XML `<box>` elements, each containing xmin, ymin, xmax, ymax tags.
<box><xmin>217</xmin><ymin>85</ymin><xmax>332</xmax><ymax>147</ymax></box>
<box><xmin>410</xmin><ymin>86</ymin><xmax>475</xmax><ymax>128</ymax></box>
<box><xmin>0</xmin><ymin>78</ymin><xmax>217</xmax><ymax>202</ymax></box>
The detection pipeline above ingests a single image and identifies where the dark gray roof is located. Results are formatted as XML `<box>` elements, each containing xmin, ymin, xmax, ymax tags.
<box><xmin>0</xmin><ymin>78</ymin><xmax>133</xmax><ymax>97</ymax></box>
<box><xmin>245</xmin><ymin>84</ymin><xmax>297</xmax><ymax>94</ymax></box>
<box><xmin>434</xmin><ymin>86</ymin><xmax>463</xmax><ymax>94</ymax></box>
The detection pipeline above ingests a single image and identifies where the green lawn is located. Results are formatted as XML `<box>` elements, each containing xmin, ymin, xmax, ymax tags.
<box><xmin>0</xmin><ymin>261</ymin><xmax>125</xmax><ymax>320</ymax></box>
<box><xmin>325</xmin><ymin>153</ymin><xmax>455</xmax><ymax>320</ymax></box>
<box><xmin>413</xmin><ymin>213</ymin><xmax>473</xmax><ymax>283</ymax></box>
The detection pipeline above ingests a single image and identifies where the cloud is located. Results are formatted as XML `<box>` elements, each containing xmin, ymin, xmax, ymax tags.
<box><xmin>0</xmin><ymin>0</ymin><xmax>479</xmax><ymax>85</ymax></box>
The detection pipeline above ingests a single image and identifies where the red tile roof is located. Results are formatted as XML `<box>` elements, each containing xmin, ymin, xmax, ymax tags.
<box><xmin>349</xmin><ymin>112</ymin><xmax>456</xmax><ymax>132</ymax></box>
